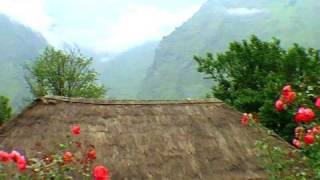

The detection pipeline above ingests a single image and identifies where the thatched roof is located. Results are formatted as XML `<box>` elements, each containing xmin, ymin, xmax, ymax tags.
<box><xmin>0</xmin><ymin>96</ymin><xmax>289</xmax><ymax>179</ymax></box>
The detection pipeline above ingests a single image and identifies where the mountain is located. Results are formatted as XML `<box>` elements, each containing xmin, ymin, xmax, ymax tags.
<box><xmin>138</xmin><ymin>0</ymin><xmax>320</xmax><ymax>99</ymax></box>
<box><xmin>100</xmin><ymin>42</ymin><xmax>158</xmax><ymax>99</ymax></box>
<box><xmin>0</xmin><ymin>14</ymin><xmax>47</xmax><ymax>110</ymax></box>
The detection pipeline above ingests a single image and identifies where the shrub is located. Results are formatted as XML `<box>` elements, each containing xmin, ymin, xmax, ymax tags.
<box><xmin>0</xmin><ymin>96</ymin><xmax>12</xmax><ymax>125</ymax></box>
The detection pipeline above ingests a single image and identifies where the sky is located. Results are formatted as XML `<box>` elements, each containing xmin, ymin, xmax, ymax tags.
<box><xmin>0</xmin><ymin>0</ymin><xmax>205</xmax><ymax>53</ymax></box>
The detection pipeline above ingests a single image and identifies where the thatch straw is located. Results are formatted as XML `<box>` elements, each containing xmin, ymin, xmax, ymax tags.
<box><xmin>0</xmin><ymin>96</ymin><xmax>289</xmax><ymax>179</ymax></box>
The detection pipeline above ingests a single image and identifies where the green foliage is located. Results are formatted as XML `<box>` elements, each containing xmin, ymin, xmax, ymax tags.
<box><xmin>25</xmin><ymin>47</ymin><xmax>106</xmax><ymax>98</ymax></box>
<box><xmin>195</xmin><ymin>35</ymin><xmax>282</xmax><ymax>111</ymax></box>
<box><xmin>243</xmin><ymin>114</ymin><xmax>320</xmax><ymax>180</ymax></box>
<box><xmin>0</xmin><ymin>96</ymin><xmax>12</xmax><ymax>124</ymax></box>
<box><xmin>255</xmin><ymin>139</ymin><xmax>314</xmax><ymax>180</ymax></box>
<box><xmin>195</xmin><ymin>35</ymin><xmax>320</xmax><ymax>141</ymax></box>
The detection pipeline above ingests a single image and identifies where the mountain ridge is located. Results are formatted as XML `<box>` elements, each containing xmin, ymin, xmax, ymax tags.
<box><xmin>0</xmin><ymin>14</ymin><xmax>47</xmax><ymax>110</ymax></box>
<box><xmin>138</xmin><ymin>0</ymin><xmax>320</xmax><ymax>99</ymax></box>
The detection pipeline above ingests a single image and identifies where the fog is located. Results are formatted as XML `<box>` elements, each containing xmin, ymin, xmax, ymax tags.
<box><xmin>0</xmin><ymin>0</ymin><xmax>205</xmax><ymax>54</ymax></box>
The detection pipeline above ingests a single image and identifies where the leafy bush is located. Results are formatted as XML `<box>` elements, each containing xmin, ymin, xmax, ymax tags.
<box><xmin>0</xmin><ymin>96</ymin><xmax>11</xmax><ymax>125</ymax></box>
<box><xmin>0</xmin><ymin>125</ymin><xmax>110</xmax><ymax>180</ymax></box>
<box><xmin>194</xmin><ymin>35</ymin><xmax>320</xmax><ymax>141</ymax></box>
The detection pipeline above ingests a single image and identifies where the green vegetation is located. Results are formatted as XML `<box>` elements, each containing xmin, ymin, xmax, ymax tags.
<box><xmin>25</xmin><ymin>47</ymin><xmax>106</xmax><ymax>98</ymax></box>
<box><xmin>248</xmin><ymin>118</ymin><xmax>316</xmax><ymax>179</ymax></box>
<box><xmin>139</xmin><ymin>0</ymin><xmax>320</xmax><ymax>99</ymax></box>
<box><xmin>195</xmin><ymin>35</ymin><xmax>320</xmax><ymax>141</ymax></box>
<box><xmin>0</xmin><ymin>96</ymin><xmax>12</xmax><ymax>124</ymax></box>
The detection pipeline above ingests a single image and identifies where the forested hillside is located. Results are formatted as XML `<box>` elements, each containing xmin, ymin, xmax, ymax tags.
<box><xmin>0</xmin><ymin>14</ymin><xmax>47</xmax><ymax>110</ymax></box>
<box><xmin>139</xmin><ymin>0</ymin><xmax>320</xmax><ymax>99</ymax></box>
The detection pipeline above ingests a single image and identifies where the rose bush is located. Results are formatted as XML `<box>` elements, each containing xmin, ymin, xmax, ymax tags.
<box><xmin>242</xmin><ymin>85</ymin><xmax>320</xmax><ymax>179</ymax></box>
<box><xmin>195</xmin><ymin>36</ymin><xmax>320</xmax><ymax>142</ymax></box>
<box><xmin>0</xmin><ymin>125</ymin><xmax>110</xmax><ymax>180</ymax></box>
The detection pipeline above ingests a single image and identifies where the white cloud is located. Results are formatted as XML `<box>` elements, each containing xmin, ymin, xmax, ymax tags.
<box><xmin>0</xmin><ymin>0</ymin><xmax>201</xmax><ymax>53</ymax></box>
<box><xmin>94</xmin><ymin>4</ymin><xmax>200</xmax><ymax>52</ymax></box>
<box><xmin>0</xmin><ymin>0</ymin><xmax>49</xmax><ymax>30</ymax></box>
<box><xmin>226</xmin><ymin>8</ymin><xmax>263</xmax><ymax>16</ymax></box>
<box><xmin>0</xmin><ymin>0</ymin><xmax>61</xmax><ymax>45</ymax></box>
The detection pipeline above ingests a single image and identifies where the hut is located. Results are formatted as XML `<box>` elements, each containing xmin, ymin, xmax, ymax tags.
<box><xmin>0</xmin><ymin>96</ymin><xmax>289</xmax><ymax>179</ymax></box>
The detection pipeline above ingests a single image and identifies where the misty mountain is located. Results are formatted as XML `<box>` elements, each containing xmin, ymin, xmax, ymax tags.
<box><xmin>138</xmin><ymin>0</ymin><xmax>320</xmax><ymax>99</ymax></box>
<box><xmin>0</xmin><ymin>14</ymin><xmax>47</xmax><ymax>110</ymax></box>
<box><xmin>3</xmin><ymin>0</ymin><xmax>320</xmax><ymax>105</ymax></box>
<box><xmin>100</xmin><ymin>42</ymin><xmax>158</xmax><ymax>99</ymax></box>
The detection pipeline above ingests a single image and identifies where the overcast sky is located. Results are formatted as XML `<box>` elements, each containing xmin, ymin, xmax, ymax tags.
<box><xmin>0</xmin><ymin>0</ymin><xmax>205</xmax><ymax>53</ymax></box>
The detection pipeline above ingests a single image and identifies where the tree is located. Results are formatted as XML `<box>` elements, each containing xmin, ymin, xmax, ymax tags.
<box><xmin>0</xmin><ymin>96</ymin><xmax>12</xmax><ymax>124</ymax></box>
<box><xmin>194</xmin><ymin>35</ymin><xmax>320</xmax><ymax>141</ymax></box>
<box><xmin>25</xmin><ymin>47</ymin><xmax>106</xmax><ymax>98</ymax></box>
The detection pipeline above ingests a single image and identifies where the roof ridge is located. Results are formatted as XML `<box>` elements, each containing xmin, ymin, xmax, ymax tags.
<box><xmin>39</xmin><ymin>96</ymin><xmax>223</xmax><ymax>105</ymax></box>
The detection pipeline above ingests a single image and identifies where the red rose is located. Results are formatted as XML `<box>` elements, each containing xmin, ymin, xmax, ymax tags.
<box><xmin>16</xmin><ymin>156</ymin><xmax>27</xmax><ymax>171</ymax></box>
<box><xmin>71</xmin><ymin>125</ymin><xmax>80</xmax><ymax>135</ymax></box>
<box><xmin>9</xmin><ymin>150</ymin><xmax>21</xmax><ymax>163</ymax></box>
<box><xmin>304</xmin><ymin>108</ymin><xmax>315</xmax><ymax>122</ymax></box>
<box><xmin>0</xmin><ymin>151</ymin><xmax>10</xmax><ymax>163</ymax></box>
<box><xmin>283</xmin><ymin>91</ymin><xmax>296</xmax><ymax>104</ymax></box>
<box><xmin>93</xmin><ymin>165</ymin><xmax>110</xmax><ymax>180</ymax></box>
<box><xmin>282</xmin><ymin>85</ymin><xmax>292</xmax><ymax>96</ymax></box>
<box><xmin>315</xmin><ymin>97</ymin><xmax>320</xmax><ymax>109</ymax></box>
<box><xmin>295</xmin><ymin>107</ymin><xmax>315</xmax><ymax>123</ymax></box>
<box><xmin>292</xmin><ymin>139</ymin><xmax>301</xmax><ymax>149</ymax></box>
<box><xmin>87</xmin><ymin>150</ymin><xmax>96</xmax><ymax>160</ymax></box>
<box><xmin>304</xmin><ymin>134</ymin><xmax>315</xmax><ymax>145</ymax></box>
<box><xmin>295</xmin><ymin>113</ymin><xmax>305</xmax><ymax>123</ymax></box>
<box><xmin>63</xmin><ymin>152</ymin><xmax>73</xmax><ymax>163</ymax></box>
<box><xmin>275</xmin><ymin>99</ymin><xmax>285</xmax><ymax>111</ymax></box>
<box><xmin>241</xmin><ymin>113</ymin><xmax>249</xmax><ymax>125</ymax></box>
